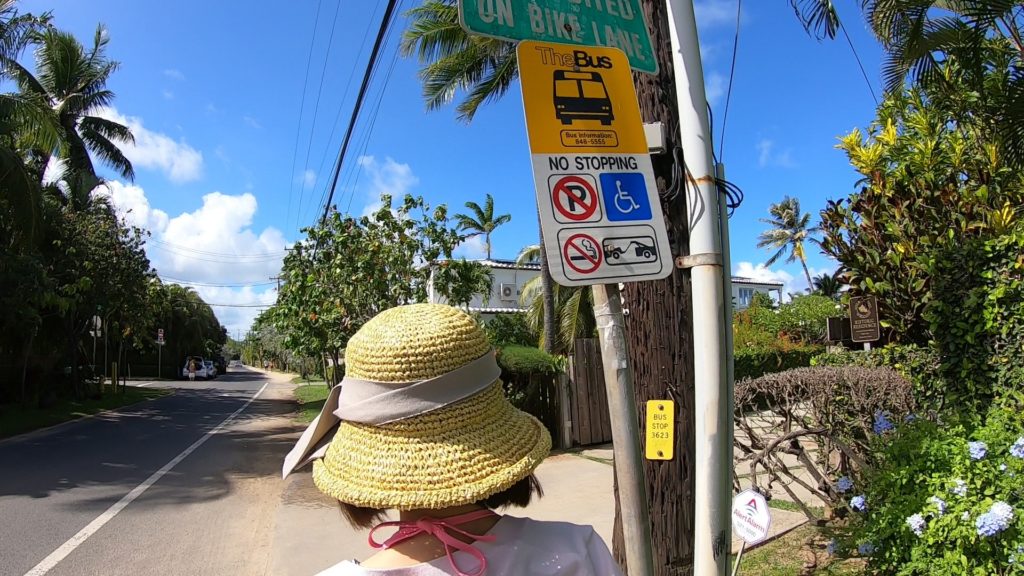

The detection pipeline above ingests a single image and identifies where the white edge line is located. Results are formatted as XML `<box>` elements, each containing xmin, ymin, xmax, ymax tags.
<box><xmin>23</xmin><ymin>383</ymin><xmax>268</xmax><ymax>576</ymax></box>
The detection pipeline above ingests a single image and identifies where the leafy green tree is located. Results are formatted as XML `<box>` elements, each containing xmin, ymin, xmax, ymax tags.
<box><xmin>823</xmin><ymin>79</ymin><xmax>1024</xmax><ymax>343</ymax></box>
<box><xmin>520</xmin><ymin>276</ymin><xmax>594</xmax><ymax>355</ymax></box>
<box><xmin>454</xmin><ymin>193</ymin><xmax>510</xmax><ymax>260</ymax></box>
<box><xmin>757</xmin><ymin>196</ymin><xmax>819</xmax><ymax>290</ymax></box>
<box><xmin>432</xmin><ymin>259</ymin><xmax>493</xmax><ymax>309</ymax></box>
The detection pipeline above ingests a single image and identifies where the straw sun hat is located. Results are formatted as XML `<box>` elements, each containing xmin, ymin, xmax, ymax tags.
<box><xmin>283</xmin><ymin>303</ymin><xmax>551</xmax><ymax>510</ymax></box>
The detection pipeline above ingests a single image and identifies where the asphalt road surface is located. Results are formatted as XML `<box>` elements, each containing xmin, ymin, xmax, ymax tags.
<box><xmin>0</xmin><ymin>367</ymin><xmax>298</xmax><ymax>576</ymax></box>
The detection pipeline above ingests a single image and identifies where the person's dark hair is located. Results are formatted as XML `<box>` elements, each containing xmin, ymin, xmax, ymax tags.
<box><xmin>338</xmin><ymin>474</ymin><xmax>544</xmax><ymax>529</ymax></box>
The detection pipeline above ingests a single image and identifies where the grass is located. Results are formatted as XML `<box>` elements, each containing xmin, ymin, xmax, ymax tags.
<box><xmin>294</xmin><ymin>382</ymin><xmax>329</xmax><ymax>423</ymax></box>
<box><xmin>768</xmin><ymin>498</ymin><xmax>826</xmax><ymax>519</ymax></box>
<box><xmin>0</xmin><ymin>387</ymin><xmax>170</xmax><ymax>440</ymax></box>
<box><xmin>731</xmin><ymin>525</ymin><xmax>863</xmax><ymax>575</ymax></box>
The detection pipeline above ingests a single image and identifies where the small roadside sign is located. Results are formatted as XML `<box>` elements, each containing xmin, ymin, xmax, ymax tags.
<box><xmin>645</xmin><ymin>400</ymin><xmax>674</xmax><ymax>460</ymax></box>
<box><xmin>518</xmin><ymin>40</ymin><xmax>671</xmax><ymax>286</ymax></box>
<box><xmin>849</xmin><ymin>296</ymin><xmax>880</xmax><ymax>343</ymax></box>
<box><xmin>731</xmin><ymin>490</ymin><xmax>772</xmax><ymax>545</ymax></box>
<box><xmin>458</xmin><ymin>0</ymin><xmax>657</xmax><ymax>74</ymax></box>
<box><xmin>157</xmin><ymin>328</ymin><xmax>165</xmax><ymax>345</ymax></box>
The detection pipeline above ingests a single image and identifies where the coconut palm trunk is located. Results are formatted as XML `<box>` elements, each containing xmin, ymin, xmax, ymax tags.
<box><xmin>536</xmin><ymin>215</ymin><xmax>556</xmax><ymax>354</ymax></box>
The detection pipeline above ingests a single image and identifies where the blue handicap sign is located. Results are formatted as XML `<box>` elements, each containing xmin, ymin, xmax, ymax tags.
<box><xmin>600</xmin><ymin>173</ymin><xmax>652</xmax><ymax>222</ymax></box>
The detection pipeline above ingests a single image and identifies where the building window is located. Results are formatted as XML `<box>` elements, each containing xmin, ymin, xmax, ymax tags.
<box><xmin>738</xmin><ymin>288</ymin><xmax>755</xmax><ymax>308</ymax></box>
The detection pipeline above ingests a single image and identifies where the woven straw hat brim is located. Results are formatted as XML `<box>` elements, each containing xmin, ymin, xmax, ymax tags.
<box><xmin>313</xmin><ymin>382</ymin><xmax>551</xmax><ymax>510</ymax></box>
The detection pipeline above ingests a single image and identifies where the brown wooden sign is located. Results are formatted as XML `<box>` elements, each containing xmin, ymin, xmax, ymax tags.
<box><xmin>849</xmin><ymin>296</ymin><xmax>880</xmax><ymax>343</ymax></box>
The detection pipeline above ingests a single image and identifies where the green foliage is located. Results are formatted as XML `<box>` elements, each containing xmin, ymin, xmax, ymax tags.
<box><xmin>926</xmin><ymin>222</ymin><xmax>1024</xmax><ymax>402</ymax></box>
<box><xmin>496</xmin><ymin>345</ymin><xmax>560</xmax><ymax>376</ymax></box>
<box><xmin>823</xmin><ymin>71</ymin><xmax>1024</xmax><ymax>343</ymax></box>
<box><xmin>775</xmin><ymin>294</ymin><xmax>840</xmax><ymax>343</ymax></box>
<box><xmin>833</xmin><ymin>400</ymin><xmax>1024</xmax><ymax>574</ymax></box>
<box><xmin>757</xmin><ymin>195</ymin><xmax>820</xmax><ymax>288</ymax></box>
<box><xmin>521</xmin><ymin>276</ymin><xmax>594</xmax><ymax>355</ymax></box>
<box><xmin>484</xmin><ymin>313</ymin><xmax>536</xmax><ymax>348</ymax></box>
<box><xmin>735</xmin><ymin>346</ymin><xmax>823</xmax><ymax>381</ymax></box>
<box><xmin>453</xmin><ymin>193</ymin><xmax>510</xmax><ymax>260</ymax></box>
<box><xmin>812</xmin><ymin>344</ymin><xmax>947</xmax><ymax>408</ymax></box>
<box><xmin>432</xmin><ymin>259</ymin><xmax>492</xmax><ymax>308</ymax></box>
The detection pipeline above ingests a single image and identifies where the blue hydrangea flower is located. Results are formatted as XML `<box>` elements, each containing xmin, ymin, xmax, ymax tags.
<box><xmin>873</xmin><ymin>411</ymin><xmax>895</xmax><ymax>434</ymax></box>
<box><xmin>968</xmin><ymin>441</ymin><xmax>988</xmax><ymax>460</ymax></box>
<box><xmin>906</xmin><ymin>513</ymin><xmax>926</xmax><ymax>536</ymax></box>
<box><xmin>858</xmin><ymin>542</ymin><xmax>875</xmax><ymax>555</ymax></box>
<box><xmin>836</xmin><ymin>476</ymin><xmax>854</xmax><ymax>493</ymax></box>
<box><xmin>904</xmin><ymin>413</ymin><xmax>917</xmax><ymax>423</ymax></box>
<box><xmin>850</xmin><ymin>495</ymin><xmax>867</xmax><ymax>512</ymax></box>
<box><xmin>975</xmin><ymin>501</ymin><xmax>1014</xmax><ymax>537</ymax></box>
<box><xmin>1000</xmin><ymin>463</ymin><xmax>1008</xmax><ymax>472</ymax></box>
<box><xmin>951</xmin><ymin>479</ymin><xmax>968</xmax><ymax>497</ymax></box>
<box><xmin>1012</xmin><ymin>437</ymin><xmax>1024</xmax><ymax>459</ymax></box>
<box><xmin>928</xmin><ymin>496</ymin><xmax>947</xmax><ymax>516</ymax></box>
<box><xmin>826</xmin><ymin>540</ymin><xmax>838</xmax><ymax>555</ymax></box>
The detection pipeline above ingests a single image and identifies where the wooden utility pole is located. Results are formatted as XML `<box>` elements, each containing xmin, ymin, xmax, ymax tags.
<box><xmin>613</xmin><ymin>2</ymin><xmax>697</xmax><ymax>574</ymax></box>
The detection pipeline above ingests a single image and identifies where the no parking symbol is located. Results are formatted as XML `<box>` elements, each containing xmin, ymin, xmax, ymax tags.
<box><xmin>550</xmin><ymin>175</ymin><xmax>601</xmax><ymax>223</ymax></box>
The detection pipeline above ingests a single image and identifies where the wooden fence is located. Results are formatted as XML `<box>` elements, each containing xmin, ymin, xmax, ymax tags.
<box><xmin>567</xmin><ymin>338</ymin><xmax>613</xmax><ymax>446</ymax></box>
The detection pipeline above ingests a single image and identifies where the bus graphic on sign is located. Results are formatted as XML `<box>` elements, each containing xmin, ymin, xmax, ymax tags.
<box><xmin>553</xmin><ymin>70</ymin><xmax>614</xmax><ymax>126</ymax></box>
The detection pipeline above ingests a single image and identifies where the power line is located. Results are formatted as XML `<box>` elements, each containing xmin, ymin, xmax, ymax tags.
<box><xmin>839</xmin><ymin>21</ymin><xmax>879</xmax><ymax>105</ymax></box>
<box><xmin>295</xmin><ymin>0</ymin><xmax>345</xmax><ymax>234</ymax></box>
<box><xmin>159</xmin><ymin>276</ymin><xmax>277</xmax><ymax>288</ymax></box>
<box><xmin>285</xmin><ymin>0</ymin><xmax>324</xmax><ymax>236</ymax></box>
<box><xmin>147</xmin><ymin>238</ymin><xmax>287</xmax><ymax>259</ymax></box>
<box><xmin>718</xmin><ymin>0</ymin><xmax>741</xmax><ymax>160</ymax></box>
<box><xmin>320</xmin><ymin>0</ymin><xmax>402</xmax><ymax>224</ymax></box>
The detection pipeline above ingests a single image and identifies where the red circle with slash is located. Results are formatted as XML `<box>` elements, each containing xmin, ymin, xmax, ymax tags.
<box><xmin>552</xmin><ymin>176</ymin><xmax>598</xmax><ymax>221</ymax></box>
<box><xmin>562</xmin><ymin>233</ymin><xmax>603</xmax><ymax>274</ymax></box>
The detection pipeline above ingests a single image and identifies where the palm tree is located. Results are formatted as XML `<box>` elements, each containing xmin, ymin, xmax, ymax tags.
<box><xmin>455</xmin><ymin>193</ymin><xmax>510</xmax><ymax>260</ymax></box>
<box><xmin>757</xmin><ymin>196</ymin><xmax>819</xmax><ymax>290</ymax></box>
<box><xmin>516</xmin><ymin>241</ymin><xmax>556</xmax><ymax>353</ymax></box>
<box><xmin>812</xmin><ymin>272</ymin><xmax>843</xmax><ymax>300</ymax></box>
<box><xmin>9</xmin><ymin>25</ymin><xmax>134</xmax><ymax>209</ymax></box>
<box><xmin>399</xmin><ymin>0</ymin><xmax>518</xmax><ymax>122</ymax></box>
<box><xmin>520</xmin><ymin>273</ymin><xmax>594</xmax><ymax>355</ymax></box>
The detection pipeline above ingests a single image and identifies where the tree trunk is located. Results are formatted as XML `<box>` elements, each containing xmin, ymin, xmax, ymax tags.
<box><xmin>799</xmin><ymin>256</ymin><xmax>813</xmax><ymax>293</ymax></box>
<box><xmin>537</xmin><ymin>213</ymin><xmax>557</xmax><ymax>354</ymax></box>
<box><xmin>613</xmin><ymin>2</ymin><xmax>696</xmax><ymax>574</ymax></box>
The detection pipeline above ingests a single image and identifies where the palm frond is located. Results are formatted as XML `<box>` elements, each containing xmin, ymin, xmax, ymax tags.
<box><xmin>789</xmin><ymin>0</ymin><xmax>841</xmax><ymax>40</ymax></box>
<box><xmin>78</xmin><ymin>121</ymin><xmax>134</xmax><ymax>180</ymax></box>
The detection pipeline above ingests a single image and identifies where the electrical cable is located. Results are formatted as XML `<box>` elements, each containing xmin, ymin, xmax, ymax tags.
<box><xmin>718</xmin><ymin>0</ymin><xmax>742</xmax><ymax>160</ymax></box>
<box><xmin>285</xmin><ymin>0</ymin><xmax>323</xmax><ymax>237</ymax></box>
<box><xmin>147</xmin><ymin>238</ymin><xmax>287</xmax><ymax>259</ymax></box>
<box><xmin>319</xmin><ymin>0</ymin><xmax>401</xmax><ymax>223</ymax></box>
<box><xmin>159</xmin><ymin>276</ymin><xmax>277</xmax><ymax>288</ymax></box>
<box><xmin>839</xmin><ymin>21</ymin><xmax>879</xmax><ymax>105</ymax></box>
<box><xmin>295</xmin><ymin>0</ymin><xmax>345</xmax><ymax>233</ymax></box>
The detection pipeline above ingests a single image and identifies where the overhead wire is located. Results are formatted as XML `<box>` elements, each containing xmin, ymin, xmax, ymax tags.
<box><xmin>147</xmin><ymin>238</ymin><xmax>287</xmax><ymax>259</ymax></box>
<box><xmin>159</xmin><ymin>276</ymin><xmax>277</xmax><ymax>288</ymax></box>
<box><xmin>839</xmin><ymin>21</ymin><xmax>879</xmax><ymax>105</ymax></box>
<box><xmin>295</xmin><ymin>0</ymin><xmax>346</xmax><ymax>234</ymax></box>
<box><xmin>319</xmin><ymin>0</ymin><xmax>402</xmax><ymax>224</ymax></box>
<box><xmin>285</xmin><ymin>0</ymin><xmax>324</xmax><ymax>237</ymax></box>
<box><xmin>718</xmin><ymin>0</ymin><xmax>742</xmax><ymax>160</ymax></box>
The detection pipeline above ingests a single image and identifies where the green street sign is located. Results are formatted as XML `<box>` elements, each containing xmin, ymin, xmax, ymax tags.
<box><xmin>459</xmin><ymin>0</ymin><xmax>657</xmax><ymax>74</ymax></box>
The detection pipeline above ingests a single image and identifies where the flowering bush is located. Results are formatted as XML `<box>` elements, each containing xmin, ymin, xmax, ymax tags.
<box><xmin>832</xmin><ymin>398</ymin><xmax>1024</xmax><ymax>574</ymax></box>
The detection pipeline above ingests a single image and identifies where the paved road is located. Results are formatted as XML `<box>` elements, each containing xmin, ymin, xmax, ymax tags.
<box><xmin>0</xmin><ymin>368</ymin><xmax>298</xmax><ymax>576</ymax></box>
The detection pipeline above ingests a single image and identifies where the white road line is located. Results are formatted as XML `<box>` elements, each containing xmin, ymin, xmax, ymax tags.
<box><xmin>23</xmin><ymin>383</ymin><xmax>269</xmax><ymax>576</ymax></box>
<box><xmin>134</xmin><ymin>382</ymin><xmax>152</xmax><ymax>387</ymax></box>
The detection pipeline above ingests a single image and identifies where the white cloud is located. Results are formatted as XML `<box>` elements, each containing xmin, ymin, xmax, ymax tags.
<box><xmin>205</xmin><ymin>103</ymin><xmax>219</xmax><ymax>114</ymax></box>
<box><xmin>454</xmin><ymin>235</ymin><xmax>488</xmax><ymax>260</ymax></box>
<box><xmin>98</xmin><ymin>181</ymin><xmax>288</xmax><ymax>334</ymax></box>
<box><xmin>733</xmin><ymin>261</ymin><xmax>796</xmax><ymax>301</ymax></box>
<box><xmin>93</xmin><ymin>180</ymin><xmax>169</xmax><ymax>233</ymax></box>
<box><xmin>95</xmin><ymin>106</ymin><xmax>204</xmax><ymax>183</ymax></box>
<box><xmin>694</xmin><ymin>0</ymin><xmax>738</xmax><ymax>29</ymax></box>
<box><xmin>162</xmin><ymin>89</ymin><xmax>174</xmax><ymax>100</ymax></box>
<box><xmin>705</xmin><ymin>72</ymin><xmax>726</xmax><ymax>105</ymax></box>
<box><xmin>355</xmin><ymin>155</ymin><xmax>419</xmax><ymax>216</ymax></box>
<box><xmin>243</xmin><ymin>116</ymin><xmax>263</xmax><ymax>129</ymax></box>
<box><xmin>756</xmin><ymin>138</ymin><xmax>796</xmax><ymax>168</ymax></box>
<box><xmin>300</xmin><ymin>169</ymin><xmax>316</xmax><ymax>188</ymax></box>
<box><xmin>163</xmin><ymin>69</ymin><xmax>185</xmax><ymax>81</ymax></box>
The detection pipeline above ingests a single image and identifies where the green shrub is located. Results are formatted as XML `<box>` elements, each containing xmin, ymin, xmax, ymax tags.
<box><xmin>776</xmin><ymin>294</ymin><xmax>842</xmax><ymax>344</ymax></box>
<box><xmin>735</xmin><ymin>346</ymin><xmax>823</xmax><ymax>381</ymax></box>
<box><xmin>496</xmin><ymin>345</ymin><xmax>560</xmax><ymax>376</ymax></box>
<box><xmin>832</xmin><ymin>396</ymin><xmax>1024</xmax><ymax>574</ymax></box>
<box><xmin>926</xmin><ymin>223</ymin><xmax>1024</xmax><ymax>402</ymax></box>
<box><xmin>812</xmin><ymin>344</ymin><xmax>947</xmax><ymax>408</ymax></box>
<box><xmin>484</xmin><ymin>313</ymin><xmax>537</xmax><ymax>347</ymax></box>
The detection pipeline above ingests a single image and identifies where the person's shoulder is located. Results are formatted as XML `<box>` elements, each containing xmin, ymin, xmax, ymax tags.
<box><xmin>496</xmin><ymin>516</ymin><xmax>601</xmax><ymax>547</ymax></box>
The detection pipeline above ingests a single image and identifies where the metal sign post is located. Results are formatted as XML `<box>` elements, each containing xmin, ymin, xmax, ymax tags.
<box><xmin>459</xmin><ymin>0</ymin><xmax>657</xmax><ymax>73</ymax></box>
<box><xmin>157</xmin><ymin>328</ymin><xmax>165</xmax><ymax>380</ymax></box>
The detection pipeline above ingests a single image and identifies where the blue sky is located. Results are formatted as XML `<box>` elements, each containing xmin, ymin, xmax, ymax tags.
<box><xmin>17</xmin><ymin>0</ymin><xmax>884</xmax><ymax>334</ymax></box>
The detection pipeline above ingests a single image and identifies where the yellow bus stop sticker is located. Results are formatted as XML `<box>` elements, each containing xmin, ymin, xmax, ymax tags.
<box><xmin>645</xmin><ymin>400</ymin><xmax>674</xmax><ymax>460</ymax></box>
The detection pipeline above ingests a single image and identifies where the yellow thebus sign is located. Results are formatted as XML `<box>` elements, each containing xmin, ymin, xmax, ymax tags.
<box><xmin>518</xmin><ymin>41</ymin><xmax>648</xmax><ymax>155</ymax></box>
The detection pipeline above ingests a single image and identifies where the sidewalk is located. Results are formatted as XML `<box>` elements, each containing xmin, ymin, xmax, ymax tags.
<box><xmin>270</xmin><ymin>443</ymin><xmax>808</xmax><ymax>574</ymax></box>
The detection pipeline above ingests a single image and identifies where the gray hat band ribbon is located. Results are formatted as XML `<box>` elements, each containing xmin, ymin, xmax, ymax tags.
<box><xmin>336</xmin><ymin>351</ymin><xmax>501</xmax><ymax>425</ymax></box>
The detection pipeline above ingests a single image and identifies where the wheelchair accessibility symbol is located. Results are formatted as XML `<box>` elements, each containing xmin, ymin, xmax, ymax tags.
<box><xmin>600</xmin><ymin>173</ymin><xmax>652</xmax><ymax>221</ymax></box>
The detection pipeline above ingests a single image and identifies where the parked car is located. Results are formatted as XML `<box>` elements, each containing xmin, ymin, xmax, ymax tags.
<box><xmin>204</xmin><ymin>360</ymin><xmax>217</xmax><ymax>379</ymax></box>
<box><xmin>229</xmin><ymin>359</ymin><xmax>243</xmax><ymax>368</ymax></box>
<box><xmin>182</xmin><ymin>356</ymin><xmax>209</xmax><ymax>380</ymax></box>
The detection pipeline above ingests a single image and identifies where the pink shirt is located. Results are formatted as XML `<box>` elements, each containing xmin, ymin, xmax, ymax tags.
<box><xmin>316</xmin><ymin>516</ymin><xmax>623</xmax><ymax>576</ymax></box>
